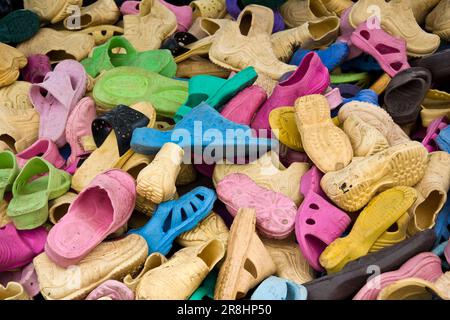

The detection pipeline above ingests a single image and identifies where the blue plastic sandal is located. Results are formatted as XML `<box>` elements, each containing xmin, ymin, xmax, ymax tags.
<box><xmin>131</xmin><ymin>103</ymin><xmax>277</xmax><ymax>160</ymax></box>
<box><xmin>436</xmin><ymin>125</ymin><xmax>450</xmax><ymax>153</ymax></box>
<box><xmin>342</xmin><ymin>89</ymin><xmax>379</xmax><ymax>105</ymax></box>
<box><xmin>289</xmin><ymin>42</ymin><xmax>349</xmax><ymax>71</ymax></box>
<box><xmin>434</xmin><ymin>195</ymin><xmax>450</xmax><ymax>246</ymax></box>
<box><xmin>341</xmin><ymin>54</ymin><xmax>382</xmax><ymax>73</ymax></box>
<box><xmin>128</xmin><ymin>186</ymin><xmax>216</xmax><ymax>255</ymax></box>
<box><xmin>251</xmin><ymin>276</ymin><xmax>308</xmax><ymax>300</ymax></box>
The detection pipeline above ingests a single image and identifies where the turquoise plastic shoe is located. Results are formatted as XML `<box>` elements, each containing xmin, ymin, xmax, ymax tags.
<box><xmin>189</xmin><ymin>271</ymin><xmax>217</xmax><ymax>300</ymax></box>
<box><xmin>251</xmin><ymin>276</ymin><xmax>308</xmax><ymax>300</ymax></box>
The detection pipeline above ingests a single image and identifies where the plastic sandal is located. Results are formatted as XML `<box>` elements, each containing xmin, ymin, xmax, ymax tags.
<box><xmin>269</xmin><ymin>107</ymin><xmax>303</xmax><ymax>152</ymax></box>
<box><xmin>434</xmin><ymin>193</ymin><xmax>450</xmax><ymax>246</ymax></box>
<box><xmin>330</xmin><ymin>72</ymin><xmax>370</xmax><ymax>86</ymax></box>
<box><xmin>251</xmin><ymin>276</ymin><xmax>307</xmax><ymax>300</ymax></box>
<box><xmin>0</xmin><ymin>282</ymin><xmax>30</xmax><ymax>300</ymax></box>
<box><xmin>436</xmin><ymin>124</ymin><xmax>450</xmax><ymax>153</ymax></box>
<box><xmin>290</xmin><ymin>42</ymin><xmax>349</xmax><ymax>71</ymax></box>
<box><xmin>370</xmin><ymin>213</ymin><xmax>410</xmax><ymax>253</ymax></box>
<box><xmin>377</xmin><ymin>275</ymin><xmax>450</xmax><ymax>300</ymax></box>
<box><xmin>370</xmin><ymin>73</ymin><xmax>391</xmax><ymax>95</ymax></box>
<box><xmin>0</xmin><ymin>150</ymin><xmax>18</xmax><ymax>200</ymax></box>
<box><xmin>189</xmin><ymin>271</ymin><xmax>217</xmax><ymax>300</ymax></box>
<box><xmin>48</xmin><ymin>192</ymin><xmax>78</xmax><ymax>224</ymax></box>
<box><xmin>0</xmin><ymin>43</ymin><xmax>27</xmax><ymax>88</ymax></box>
<box><xmin>161</xmin><ymin>31</ymin><xmax>199</xmax><ymax>57</ymax></box>
<box><xmin>0</xmin><ymin>223</ymin><xmax>47</xmax><ymax>272</ymax></box>
<box><xmin>86</xmin><ymin>280</ymin><xmax>134</xmax><ymax>300</ymax></box>
<box><xmin>80</xmin><ymin>25</ymin><xmax>124</xmax><ymax>46</ymax></box>
<box><xmin>342</xmin><ymin>89</ymin><xmax>378</xmax><ymax>105</ymax></box>
<box><xmin>0</xmin><ymin>9</ymin><xmax>40</xmax><ymax>44</ymax></box>
<box><xmin>227</xmin><ymin>0</ymin><xmax>285</xmax><ymax>32</ymax></box>
<box><xmin>0</xmin><ymin>263</ymin><xmax>40</xmax><ymax>297</ymax></box>
<box><xmin>15</xmin><ymin>138</ymin><xmax>65</xmax><ymax>169</ymax></box>
<box><xmin>63</xmin><ymin>0</ymin><xmax>120</xmax><ymax>30</ymax></box>
<box><xmin>23</xmin><ymin>0</ymin><xmax>83</xmax><ymax>24</ymax></box>
<box><xmin>120</xmin><ymin>0</ymin><xmax>140</xmax><ymax>15</ymax></box>
<box><xmin>81</xmin><ymin>36</ymin><xmax>177</xmax><ymax>78</ymax></box>
<box><xmin>411</xmin><ymin>49</ymin><xmax>450</xmax><ymax>85</ymax></box>
<box><xmin>123</xmin><ymin>253</ymin><xmax>167</xmax><ymax>292</ymax></box>
<box><xmin>341</xmin><ymin>54</ymin><xmax>382</xmax><ymax>72</ymax></box>
<box><xmin>21</xmin><ymin>54</ymin><xmax>51</xmax><ymax>84</ymax></box>
<box><xmin>422</xmin><ymin>117</ymin><xmax>448</xmax><ymax>152</ymax></box>
<box><xmin>7</xmin><ymin>157</ymin><xmax>71</xmax><ymax>230</ymax></box>
<box><xmin>29</xmin><ymin>59</ymin><xmax>87</xmax><ymax>147</ymax></box>
<box><xmin>160</xmin><ymin>0</ymin><xmax>193</xmax><ymax>32</ymax></box>
<box><xmin>93</xmin><ymin>66</ymin><xmax>188</xmax><ymax>118</ymax></box>
<box><xmin>129</xmin><ymin>186</ymin><xmax>216</xmax><ymax>255</ymax></box>
<box><xmin>45</xmin><ymin>169</ymin><xmax>135</xmax><ymax>268</ymax></box>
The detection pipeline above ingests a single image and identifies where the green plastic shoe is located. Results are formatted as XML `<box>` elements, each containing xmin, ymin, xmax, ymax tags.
<box><xmin>81</xmin><ymin>36</ymin><xmax>177</xmax><ymax>78</ymax></box>
<box><xmin>331</xmin><ymin>72</ymin><xmax>370</xmax><ymax>87</ymax></box>
<box><xmin>0</xmin><ymin>151</ymin><xmax>19</xmax><ymax>200</ymax></box>
<box><xmin>7</xmin><ymin>157</ymin><xmax>71</xmax><ymax>230</ymax></box>
<box><xmin>189</xmin><ymin>270</ymin><xmax>217</xmax><ymax>300</ymax></box>
<box><xmin>93</xmin><ymin>66</ymin><xmax>189</xmax><ymax>118</ymax></box>
<box><xmin>173</xmin><ymin>67</ymin><xmax>258</xmax><ymax>123</ymax></box>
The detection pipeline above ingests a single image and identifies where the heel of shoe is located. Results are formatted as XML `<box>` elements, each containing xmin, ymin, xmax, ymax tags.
<box><xmin>388</xmin><ymin>142</ymin><xmax>428</xmax><ymax>186</ymax></box>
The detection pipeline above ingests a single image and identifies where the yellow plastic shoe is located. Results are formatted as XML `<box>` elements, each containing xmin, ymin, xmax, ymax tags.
<box><xmin>295</xmin><ymin>94</ymin><xmax>353</xmax><ymax>173</ymax></box>
<box><xmin>425</xmin><ymin>0</ymin><xmax>450</xmax><ymax>41</ymax></box>
<box><xmin>0</xmin><ymin>282</ymin><xmax>31</xmax><ymax>300</ymax></box>
<box><xmin>369</xmin><ymin>213</ymin><xmax>410</xmax><ymax>253</ymax></box>
<box><xmin>408</xmin><ymin>151</ymin><xmax>450</xmax><ymax>235</ymax></box>
<box><xmin>213</xmin><ymin>151</ymin><xmax>310</xmax><ymax>206</ymax></box>
<box><xmin>319</xmin><ymin>186</ymin><xmax>417</xmax><ymax>274</ymax></box>
<box><xmin>0</xmin><ymin>81</ymin><xmax>33</xmax><ymax>110</ymax></box>
<box><xmin>321</xmin><ymin>141</ymin><xmax>427</xmax><ymax>212</ymax></box>
<box><xmin>0</xmin><ymin>44</ymin><xmax>27</xmax><ymax>88</ymax></box>
<box><xmin>420</xmin><ymin>89</ymin><xmax>450</xmax><ymax>127</ymax></box>
<box><xmin>136</xmin><ymin>239</ymin><xmax>225</xmax><ymax>300</ymax></box>
<box><xmin>24</xmin><ymin>0</ymin><xmax>83</xmax><ymax>24</ymax></box>
<box><xmin>280</xmin><ymin>0</ymin><xmax>334</xmax><ymax>28</ymax></box>
<box><xmin>322</xmin><ymin>0</ymin><xmax>353</xmax><ymax>16</ymax></box>
<box><xmin>0</xmin><ymin>200</ymin><xmax>10</xmax><ymax>228</ymax></box>
<box><xmin>408</xmin><ymin>0</ymin><xmax>440</xmax><ymax>25</ymax></box>
<box><xmin>63</xmin><ymin>0</ymin><xmax>120</xmax><ymax>30</ymax></box>
<box><xmin>48</xmin><ymin>192</ymin><xmax>78</xmax><ymax>224</ymax></box>
<box><xmin>123</xmin><ymin>252</ymin><xmax>167</xmax><ymax>292</ymax></box>
<box><xmin>190</xmin><ymin>0</ymin><xmax>227</xmax><ymax>19</ymax></box>
<box><xmin>33</xmin><ymin>234</ymin><xmax>148</xmax><ymax>300</ymax></box>
<box><xmin>269</xmin><ymin>107</ymin><xmax>303</xmax><ymax>152</ymax></box>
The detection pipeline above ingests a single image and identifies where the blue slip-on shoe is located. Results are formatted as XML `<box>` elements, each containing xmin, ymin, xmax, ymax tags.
<box><xmin>251</xmin><ymin>276</ymin><xmax>308</xmax><ymax>300</ymax></box>
<box><xmin>342</xmin><ymin>89</ymin><xmax>379</xmax><ymax>105</ymax></box>
<box><xmin>341</xmin><ymin>54</ymin><xmax>382</xmax><ymax>73</ymax></box>
<box><xmin>434</xmin><ymin>194</ymin><xmax>450</xmax><ymax>246</ymax></box>
<box><xmin>128</xmin><ymin>186</ymin><xmax>216</xmax><ymax>255</ymax></box>
<box><xmin>289</xmin><ymin>42</ymin><xmax>349</xmax><ymax>71</ymax></box>
<box><xmin>436</xmin><ymin>125</ymin><xmax>450</xmax><ymax>153</ymax></box>
<box><xmin>131</xmin><ymin>102</ymin><xmax>277</xmax><ymax>160</ymax></box>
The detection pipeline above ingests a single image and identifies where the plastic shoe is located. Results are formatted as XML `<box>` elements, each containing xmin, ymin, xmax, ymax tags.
<box><xmin>0</xmin><ymin>282</ymin><xmax>30</xmax><ymax>300</ymax></box>
<box><xmin>123</xmin><ymin>252</ymin><xmax>167</xmax><ymax>292</ymax></box>
<box><xmin>34</xmin><ymin>234</ymin><xmax>148</xmax><ymax>300</ymax></box>
<box><xmin>63</xmin><ymin>0</ymin><xmax>120</xmax><ymax>30</ymax></box>
<box><xmin>251</xmin><ymin>52</ymin><xmax>330</xmax><ymax>134</ymax></box>
<box><xmin>411</xmin><ymin>49</ymin><xmax>450</xmax><ymax>86</ymax></box>
<box><xmin>251</xmin><ymin>276</ymin><xmax>307</xmax><ymax>300</ymax></box>
<box><xmin>343</xmin><ymin>115</ymin><xmax>389</xmax><ymax>157</ymax></box>
<box><xmin>269</xmin><ymin>107</ymin><xmax>303</xmax><ymax>151</ymax></box>
<box><xmin>176</xmin><ymin>56</ymin><xmax>230</xmax><ymax>79</ymax></box>
<box><xmin>341</xmin><ymin>54</ymin><xmax>382</xmax><ymax>73</ymax></box>
<box><xmin>215</xmin><ymin>208</ymin><xmax>276</xmax><ymax>300</ymax></box>
<box><xmin>341</xmin><ymin>89</ymin><xmax>378</xmax><ymax>105</ymax></box>
<box><xmin>319</xmin><ymin>187</ymin><xmax>417</xmax><ymax>274</ymax></box>
<box><xmin>0</xmin><ymin>223</ymin><xmax>47</xmax><ymax>272</ymax></box>
<box><xmin>45</xmin><ymin>169</ymin><xmax>136</xmax><ymax>268</ymax></box>
<box><xmin>280</xmin><ymin>0</ymin><xmax>334</xmax><ymax>28</ymax></box>
<box><xmin>290</xmin><ymin>42</ymin><xmax>349</xmax><ymax>71</ymax></box>
<box><xmin>24</xmin><ymin>0</ymin><xmax>82</xmax><ymax>23</ymax></box>
<box><xmin>131</xmin><ymin>103</ymin><xmax>277</xmax><ymax>158</ymax></box>
<box><xmin>0</xmin><ymin>9</ymin><xmax>39</xmax><ymax>44</ymax></box>
<box><xmin>129</xmin><ymin>187</ymin><xmax>216</xmax><ymax>255</ymax></box>
<box><xmin>349</xmin><ymin>0</ymin><xmax>440</xmax><ymax>57</ymax></box>
<box><xmin>136</xmin><ymin>143</ymin><xmax>184</xmax><ymax>204</ymax></box>
<box><xmin>120</xmin><ymin>0</ymin><xmax>140</xmax><ymax>14</ymax></box>
<box><xmin>408</xmin><ymin>0</ymin><xmax>440</xmax><ymax>25</ymax></box>
<box><xmin>336</xmin><ymin>6</ymin><xmax>362</xmax><ymax>60</ymax></box>
<box><xmin>354</xmin><ymin>252</ymin><xmax>443</xmax><ymax>300</ymax></box>
<box><xmin>295</xmin><ymin>94</ymin><xmax>353</xmax><ymax>173</ymax></box>
<box><xmin>48</xmin><ymin>192</ymin><xmax>77</xmax><ymax>224</ymax></box>
<box><xmin>189</xmin><ymin>270</ymin><xmax>217</xmax><ymax>300</ymax></box>
<box><xmin>338</xmin><ymin>101</ymin><xmax>411</xmax><ymax>146</ymax></box>
<box><xmin>160</xmin><ymin>0</ymin><xmax>193</xmax><ymax>32</ymax></box>
<box><xmin>177</xmin><ymin>212</ymin><xmax>229</xmax><ymax>248</ymax></box>
<box><xmin>434</xmin><ymin>196</ymin><xmax>450</xmax><ymax>246</ymax></box>
<box><xmin>21</xmin><ymin>54</ymin><xmax>51</xmax><ymax>84</ymax></box>
<box><xmin>86</xmin><ymin>280</ymin><xmax>134</xmax><ymax>300</ymax></box>
<box><xmin>422</xmin><ymin>117</ymin><xmax>448</xmax><ymax>152</ymax></box>
<box><xmin>17</xmin><ymin>28</ymin><xmax>95</xmax><ymax>64</ymax></box>
<box><xmin>191</xmin><ymin>0</ymin><xmax>227</xmax><ymax>19</ymax></box>
<box><xmin>123</xmin><ymin>0</ymin><xmax>177</xmax><ymax>52</ymax></box>
<box><xmin>213</xmin><ymin>151</ymin><xmax>309</xmax><ymax>206</ymax></box>
<box><xmin>321</xmin><ymin>0</ymin><xmax>352</xmax><ymax>16</ymax></box>
<box><xmin>426</xmin><ymin>0</ymin><xmax>450</xmax><ymax>41</ymax></box>
<box><xmin>16</xmin><ymin>138</ymin><xmax>66</xmax><ymax>169</ymax></box>
<box><xmin>420</xmin><ymin>89</ymin><xmax>450</xmax><ymax>128</ymax></box>
<box><xmin>93</xmin><ymin>66</ymin><xmax>188</xmax><ymax>117</ymax></box>
<box><xmin>370</xmin><ymin>213</ymin><xmax>410</xmax><ymax>253</ymax></box>
<box><xmin>350</xmin><ymin>21</ymin><xmax>410</xmax><ymax>77</ymax></box>
<box><xmin>0</xmin><ymin>81</ymin><xmax>34</xmax><ymax>117</ymax></box>
<box><xmin>408</xmin><ymin>152</ymin><xmax>450</xmax><ymax>235</ymax></box>
<box><xmin>0</xmin><ymin>263</ymin><xmax>40</xmax><ymax>297</ymax></box>
<box><xmin>78</xmin><ymin>25</ymin><xmax>124</xmax><ymax>46</ymax></box>
<box><xmin>436</xmin><ymin>125</ymin><xmax>450</xmax><ymax>153</ymax></box>
<box><xmin>330</xmin><ymin>71</ymin><xmax>370</xmax><ymax>86</ymax></box>
<box><xmin>81</xmin><ymin>36</ymin><xmax>176</xmax><ymax>78</ymax></box>
<box><xmin>321</xmin><ymin>141</ymin><xmax>427</xmax><ymax>212</ymax></box>
<box><xmin>295</xmin><ymin>166</ymin><xmax>351</xmax><ymax>271</ymax></box>
<box><xmin>0</xmin><ymin>43</ymin><xmax>27</xmax><ymax>88</ymax></box>
<box><xmin>0</xmin><ymin>150</ymin><xmax>18</xmax><ymax>199</ymax></box>
<box><xmin>7</xmin><ymin>158</ymin><xmax>71</xmax><ymax>230</ymax></box>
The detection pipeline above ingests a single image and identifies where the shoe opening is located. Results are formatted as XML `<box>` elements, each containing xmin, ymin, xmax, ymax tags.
<box><xmin>0</xmin><ymin>135</ymin><xmax>16</xmax><ymax>153</ymax></box>
<box><xmin>197</xmin><ymin>239</ymin><xmax>224</xmax><ymax>269</ymax></box>
<box><xmin>239</xmin><ymin>12</ymin><xmax>253</xmax><ymax>36</ymax></box>
<box><xmin>416</xmin><ymin>190</ymin><xmax>444</xmax><ymax>230</ymax></box>
<box><xmin>46</xmin><ymin>51</ymin><xmax>76</xmax><ymax>62</ymax></box>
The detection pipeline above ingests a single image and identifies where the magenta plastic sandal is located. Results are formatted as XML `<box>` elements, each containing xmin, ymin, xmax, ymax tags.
<box><xmin>29</xmin><ymin>60</ymin><xmax>87</xmax><ymax>148</ymax></box>
<box><xmin>422</xmin><ymin>116</ymin><xmax>449</xmax><ymax>152</ymax></box>
<box><xmin>21</xmin><ymin>54</ymin><xmax>52</xmax><ymax>84</ymax></box>
<box><xmin>350</xmin><ymin>21</ymin><xmax>410</xmax><ymax>77</ymax></box>
<box><xmin>0</xmin><ymin>263</ymin><xmax>40</xmax><ymax>297</ymax></box>
<box><xmin>15</xmin><ymin>138</ymin><xmax>65</xmax><ymax>169</ymax></box>
<box><xmin>86</xmin><ymin>280</ymin><xmax>135</xmax><ymax>300</ymax></box>
<box><xmin>336</xmin><ymin>6</ymin><xmax>362</xmax><ymax>60</ymax></box>
<box><xmin>45</xmin><ymin>169</ymin><xmax>136</xmax><ymax>268</ymax></box>
<box><xmin>295</xmin><ymin>166</ymin><xmax>351</xmax><ymax>271</ymax></box>
<box><xmin>221</xmin><ymin>85</ymin><xmax>267</xmax><ymax>125</ymax></box>
<box><xmin>251</xmin><ymin>52</ymin><xmax>329</xmax><ymax>135</ymax></box>
<box><xmin>65</xmin><ymin>97</ymin><xmax>97</xmax><ymax>174</ymax></box>
<box><xmin>0</xmin><ymin>223</ymin><xmax>47</xmax><ymax>272</ymax></box>
<box><xmin>160</xmin><ymin>0</ymin><xmax>193</xmax><ymax>32</ymax></box>
<box><xmin>120</xmin><ymin>1</ymin><xmax>140</xmax><ymax>15</ymax></box>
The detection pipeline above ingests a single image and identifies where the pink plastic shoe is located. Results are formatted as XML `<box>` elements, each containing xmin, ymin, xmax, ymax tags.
<box><xmin>251</xmin><ymin>52</ymin><xmax>330</xmax><ymax>135</ymax></box>
<box><xmin>221</xmin><ymin>85</ymin><xmax>267</xmax><ymax>125</ymax></box>
<box><xmin>21</xmin><ymin>54</ymin><xmax>52</xmax><ymax>84</ymax></box>
<box><xmin>350</xmin><ymin>21</ymin><xmax>410</xmax><ymax>77</ymax></box>
<box><xmin>0</xmin><ymin>223</ymin><xmax>47</xmax><ymax>272</ymax></box>
<box><xmin>0</xmin><ymin>263</ymin><xmax>40</xmax><ymax>297</ymax></box>
<box><xmin>353</xmin><ymin>252</ymin><xmax>443</xmax><ymax>300</ymax></box>
<box><xmin>216</xmin><ymin>173</ymin><xmax>297</xmax><ymax>239</ymax></box>
<box><xmin>65</xmin><ymin>97</ymin><xmax>97</xmax><ymax>174</ymax></box>
<box><xmin>422</xmin><ymin>116</ymin><xmax>449</xmax><ymax>152</ymax></box>
<box><xmin>324</xmin><ymin>87</ymin><xmax>343</xmax><ymax>111</ymax></box>
<box><xmin>86</xmin><ymin>280</ymin><xmax>135</xmax><ymax>300</ymax></box>
<box><xmin>15</xmin><ymin>138</ymin><xmax>66</xmax><ymax>169</ymax></box>
<box><xmin>295</xmin><ymin>166</ymin><xmax>351</xmax><ymax>271</ymax></box>
<box><xmin>45</xmin><ymin>169</ymin><xmax>136</xmax><ymax>268</ymax></box>
<box><xmin>120</xmin><ymin>1</ymin><xmax>140</xmax><ymax>15</ymax></box>
<box><xmin>337</xmin><ymin>6</ymin><xmax>363</xmax><ymax>60</ymax></box>
<box><xmin>29</xmin><ymin>60</ymin><xmax>87</xmax><ymax>147</ymax></box>
<box><xmin>160</xmin><ymin>0</ymin><xmax>193</xmax><ymax>32</ymax></box>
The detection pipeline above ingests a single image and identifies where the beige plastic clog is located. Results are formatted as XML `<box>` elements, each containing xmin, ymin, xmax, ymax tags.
<box><xmin>421</xmin><ymin>89</ymin><xmax>450</xmax><ymax>127</ymax></box>
<box><xmin>24</xmin><ymin>0</ymin><xmax>83</xmax><ymax>24</ymax></box>
<box><xmin>190</xmin><ymin>0</ymin><xmax>227</xmax><ymax>19</ymax></box>
<box><xmin>176</xmin><ymin>56</ymin><xmax>230</xmax><ymax>79</ymax></box>
<box><xmin>425</xmin><ymin>0</ymin><xmax>450</xmax><ymax>41</ymax></box>
<box><xmin>215</xmin><ymin>208</ymin><xmax>276</xmax><ymax>300</ymax></box>
<box><xmin>280</xmin><ymin>0</ymin><xmax>334</xmax><ymax>28</ymax></box>
<box><xmin>34</xmin><ymin>234</ymin><xmax>148</xmax><ymax>300</ymax></box>
<box><xmin>80</xmin><ymin>25</ymin><xmax>124</xmax><ymax>45</ymax></box>
<box><xmin>0</xmin><ymin>282</ymin><xmax>31</xmax><ymax>300</ymax></box>
<box><xmin>0</xmin><ymin>44</ymin><xmax>27</xmax><ymax>88</ymax></box>
<box><xmin>408</xmin><ymin>151</ymin><xmax>450</xmax><ymax>235</ymax></box>
<box><xmin>408</xmin><ymin>0</ymin><xmax>440</xmax><ymax>24</ymax></box>
<box><xmin>322</xmin><ymin>0</ymin><xmax>353</xmax><ymax>16</ymax></box>
<box><xmin>136</xmin><ymin>239</ymin><xmax>225</xmax><ymax>300</ymax></box>
<box><xmin>321</xmin><ymin>141</ymin><xmax>428</xmax><ymax>212</ymax></box>
<box><xmin>295</xmin><ymin>94</ymin><xmax>353</xmax><ymax>173</ymax></box>
<box><xmin>177</xmin><ymin>212</ymin><xmax>229</xmax><ymax>247</ymax></box>
<box><xmin>213</xmin><ymin>151</ymin><xmax>309</xmax><ymax>206</ymax></box>
<box><xmin>48</xmin><ymin>192</ymin><xmax>78</xmax><ymax>224</ymax></box>
<box><xmin>123</xmin><ymin>252</ymin><xmax>167</xmax><ymax>292</ymax></box>
<box><xmin>63</xmin><ymin>0</ymin><xmax>120</xmax><ymax>30</ymax></box>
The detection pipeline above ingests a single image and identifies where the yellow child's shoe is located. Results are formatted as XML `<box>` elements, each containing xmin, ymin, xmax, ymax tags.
<box><xmin>269</xmin><ymin>107</ymin><xmax>303</xmax><ymax>152</ymax></box>
<box><xmin>24</xmin><ymin>0</ymin><xmax>83</xmax><ymax>24</ymax></box>
<box><xmin>0</xmin><ymin>44</ymin><xmax>27</xmax><ymax>88</ymax></box>
<box><xmin>369</xmin><ymin>212</ymin><xmax>410</xmax><ymax>253</ymax></box>
<box><xmin>0</xmin><ymin>282</ymin><xmax>31</xmax><ymax>300</ymax></box>
<box><xmin>420</xmin><ymin>89</ymin><xmax>450</xmax><ymax>127</ymax></box>
<box><xmin>280</xmin><ymin>0</ymin><xmax>334</xmax><ymax>28</ymax></box>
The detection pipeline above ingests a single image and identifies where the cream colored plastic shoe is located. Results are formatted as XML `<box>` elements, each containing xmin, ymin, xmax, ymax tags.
<box><xmin>80</xmin><ymin>25</ymin><xmax>124</xmax><ymax>45</ymax></box>
<box><xmin>0</xmin><ymin>81</ymin><xmax>33</xmax><ymax>110</ymax></box>
<box><xmin>208</xmin><ymin>5</ymin><xmax>296</xmax><ymax>80</ymax></box>
<box><xmin>280</xmin><ymin>0</ymin><xmax>334</xmax><ymax>28</ymax></box>
<box><xmin>0</xmin><ymin>282</ymin><xmax>31</xmax><ymax>300</ymax></box>
<box><xmin>322</xmin><ymin>0</ymin><xmax>353</xmax><ymax>16</ymax></box>
<box><xmin>123</xmin><ymin>252</ymin><xmax>167</xmax><ymax>292</ymax></box>
<box><xmin>136</xmin><ymin>239</ymin><xmax>225</xmax><ymax>300</ymax></box>
<box><xmin>408</xmin><ymin>151</ymin><xmax>450</xmax><ymax>235</ymax></box>
<box><xmin>177</xmin><ymin>212</ymin><xmax>229</xmax><ymax>247</ymax></box>
<box><xmin>190</xmin><ymin>0</ymin><xmax>227</xmax><ymax>19</ymax></box>
<box><xmin>33</xmin><ymin>234</ymin><xmax>148</xmax><ymax>300</ymax></box>
<box><xmin>213</xmin><ymin>151</ymin><xmax>310</xmax><ymax>206</ymax></box>
<box><xmin>24</xmin><ymin>0</ymin><xmax>83</xmax><ymax>24</ymax></box>
<box><xmin>136</xmin><ymin>142</ymin><xmax>184</xmax><ymax>204</ymax></box>
<box><xmin>425</xmin><ymin>0</ymin><xmax>450</xmax><ymax>41</ymax></box>
<box><xmin>343</xmin><ymin>114</ymin><xmax>390</xmax><ymax>157</ymax></box>
<box><xmin>0</xmin><ymin>44</ymin><xmax>27</xmax><ymax>88</ymax></box>
<box><xmin>48</xmin><ymin>192</ymin><xmax>78</xmax><ymax>224</ymax></box>
<box><xmin>123</xmin><ymin>0</ymin><xmax>177</xmax><ymax>52</ymax></box>
<box><xmin>321</xmin><ymin>141</ymin><xmax>428</xmax><ymax>212</ymax></box>
<box><xmin>295</xmin><ymin>94</ymin><xmax>353</xmax><ymax>173</ymax></box>
<box><xmin>339</xmin><ymin>101</ymin><xmax>411</xmax><ymax>146</ymax></box>
<box><xmin>408</xmin><ymin>0</ymin><xmax>440</xmax><ymax>24</ymax></box>
<box><xmin>63</xmin><ymin>0</ymin><xmax>120</xmax><ymax>30</ymax></box>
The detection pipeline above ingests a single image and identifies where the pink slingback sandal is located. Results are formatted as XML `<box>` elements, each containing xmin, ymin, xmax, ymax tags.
<box><xmin>15</xmin><ymin>138</ymin><xmax>65</xmax><ymax>169</ymax></box>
